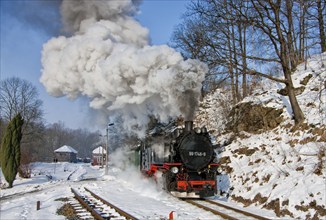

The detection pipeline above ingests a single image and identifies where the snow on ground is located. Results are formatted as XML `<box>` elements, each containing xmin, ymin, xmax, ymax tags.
<box><xmin>195</xmin><ymin>53</ymin><xmax>325</xmax><ymax>219</ymax></box>
<box><xmin>1</xmin><ymin>162</ymin><xmax>281</xmax><ymax>220</ymax></box>
<box><xmin>219</xmin><ymin>130</ymin><xmax>325</xmax><ymax>219</ymax></box>
<box><xmin>0</xmin><ymin>163</ymin><xmax>100</xmax><ymax>220</ymax></box>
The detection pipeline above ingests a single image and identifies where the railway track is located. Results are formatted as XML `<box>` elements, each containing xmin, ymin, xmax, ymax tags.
<box><xmin>1</xmin><ymin>169</ymin><xmax>82</xmax><ymax>202</ymax></box>
<box><xmin>70</xmin><ymin>187</ymin><xmax>139</xmax><ymax>220</ymax></box>
<box><xmin>183</xmin><ymin>199</ymin><xmax>272</xmax><ymax>220</ymax></box>
<box><xmin>0</xmin><ymin>189</ymin><xmax>42</xmax><ymax>201</ymax></box>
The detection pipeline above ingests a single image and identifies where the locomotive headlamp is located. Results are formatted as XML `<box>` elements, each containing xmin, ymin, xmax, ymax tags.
<box><xmin>217</xmin><ymin>167</ymin><xmax>223</xmax><ymax>174</ymax></box>
<box><xmin>201</xmin><ymin>127</ymin><xmax>207</xmax><ymax>133</ymax></box>
<box><xmin>171</xmin><ymin>167</ymin><xmax>179</xmax><ymax>174</ymax></box>
<box><xmin>194</xmin><ymin>127</ymin><xmax>201</xmax><ymax>134</ymax></box>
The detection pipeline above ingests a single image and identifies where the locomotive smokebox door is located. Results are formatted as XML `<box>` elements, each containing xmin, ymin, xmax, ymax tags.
<box><xmin>179</xmin><ymin>134</ymin><xmax>214</xmax><ymax>171</ymax></box>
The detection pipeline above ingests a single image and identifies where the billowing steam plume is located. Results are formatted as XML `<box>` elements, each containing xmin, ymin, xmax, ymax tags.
<box><xmin>40</xmin><ymin>0</ymin><xmax>207</xmax><ymax>136</ymax></box>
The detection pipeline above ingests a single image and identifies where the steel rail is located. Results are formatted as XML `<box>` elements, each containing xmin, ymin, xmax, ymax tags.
<box><xmin>71</xmin><ymin>188</ymin><xmax>105</xmax><ymax>220</ymax></box>
<box><xmin>184</xmin><ymin>199</ymin><xmax>239</xmax><ymax>220</ymax></box>
<box><xmin>84</xmin><ymin>187</ymin><xmax>139</xmax><ymax>220</ymax></box>
<box><xmin>204</xmin><ymin>199</ymin><xmax>271</xmax><ymax>220</ymax></box>
<box><xmin>184</xmin><ymin>199</ymin><xmax>272</xmax><ymax>220</ymax></box>
<box><xmin>1</xmin><ymin>189</ymin><xmax>41</xmax><ymax>201</ymax></box>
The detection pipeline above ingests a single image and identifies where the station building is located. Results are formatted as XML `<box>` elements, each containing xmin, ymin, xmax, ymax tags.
<box><xmin>92</xmin><ymin>146</ymin><xmax>106</xmax><ymax>166</ymax></box>
<box><xmin>54</xmin><ymin>145</ymin><xmax>78</xmax><ymax>163</ymax></box>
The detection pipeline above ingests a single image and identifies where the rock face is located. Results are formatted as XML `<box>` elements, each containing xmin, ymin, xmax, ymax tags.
<box><xmin>277</xmin><ymin>74</ymin><xmax>312</xmax><ymax>96</ymax></box>
<box><xmin>277</xmin><ymin>86</ymin><xmax>305</xmax><ymax>96</ymax></box>
<box><xmin>226</xmin><ymin>102</ymin><xmax>284</xmax><ymax>133</ymax></box>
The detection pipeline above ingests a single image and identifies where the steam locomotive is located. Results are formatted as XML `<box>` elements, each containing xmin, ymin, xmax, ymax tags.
<box><xmin>140</xmin><ymin>121</ymin><xmax>222</xmax><ymax>198</ymax></box>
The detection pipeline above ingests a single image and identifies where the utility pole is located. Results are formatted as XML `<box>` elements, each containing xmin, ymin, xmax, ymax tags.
<box><xmin>101</xmin><ymin>145</ymin><xmax>104</xmax><ymax>168</ymax></box>
<box><xmin>105</xmin><ymin>123</ymin><xmax>114</xmax><ymax>175</ymax></box>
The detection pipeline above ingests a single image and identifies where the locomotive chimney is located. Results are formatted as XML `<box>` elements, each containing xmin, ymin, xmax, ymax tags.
<box><xmin>185</xmin><ymin>121</ymin><xmax>193</xmax><ymax>132</ymax></box>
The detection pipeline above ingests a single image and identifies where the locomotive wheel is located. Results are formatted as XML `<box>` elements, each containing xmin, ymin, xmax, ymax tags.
<box><xmin>162</xmin><ymin>172</ymin><xmax>169</xmax><ymax>190</ymax></box>
<box><xmin>168</xmin><ymin>181</ymin><xmax>177</xmax><ymax>191</ymax></box>
<box><xmin>163</xmin><ymin>171</ymin><xmax>176</xmax><ymax>191</ymax></box>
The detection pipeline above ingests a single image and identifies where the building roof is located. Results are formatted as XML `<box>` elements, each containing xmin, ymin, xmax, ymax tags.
<box><xmin>92</xmin><ymin>146</ymin><xmax>106</xmax><ymax>154</ymax></box>
<box><xmin>54</xmin><ymin>145</ymin><xmax>78</xmax><ymax>154</ymax></box>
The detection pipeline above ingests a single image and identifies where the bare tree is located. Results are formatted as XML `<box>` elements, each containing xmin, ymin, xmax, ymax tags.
<box><xmin>171</xmin><ymin>17</ymin><xmax>230</xmax><ymax>95</ymax></box>
<box><xmin>172</xmin><ymin>0</ymin><xmax>326</xmax><ymax>124</ymax></box>
<box><xmin>43</xmin><ymin>122</ymin><xmax>101</xmax><ymax>160</ymax></box>
<box><xmin>0</xmin><ymin>77</ymin><xmax>44</xmax><ymax>175</ymax></box>
<box><xmin>237</xmin><ymin>0</ymin><xmax>305</xmax><ymax>124</ymax></box>
<box><xmin>172</xmin><ymin>0</ymin><xmax>262</xmax><ymax>103</ymax></box>
<box><xmin>0</xmin><ymin>77</ymin><xmax>43</xmax><ymax>127</ymax></box>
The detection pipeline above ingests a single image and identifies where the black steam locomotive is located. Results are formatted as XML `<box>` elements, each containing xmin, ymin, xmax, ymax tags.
<box><xmin>140</xmin><ymin>121</ymin><xmax>222</xmax><ymax>198</ymax></box>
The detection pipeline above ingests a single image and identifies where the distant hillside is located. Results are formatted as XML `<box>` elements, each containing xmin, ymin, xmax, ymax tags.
<box><xmin>195</xmin><ymin>53</ymin><xmax>325</xmax><ymax>219</ymax></box>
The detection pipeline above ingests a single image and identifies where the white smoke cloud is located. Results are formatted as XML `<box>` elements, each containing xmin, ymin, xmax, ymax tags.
<box><xmin>40</xmin><ymin>0</ymin><xmax>207</xmax><ymax>136</ymax></box>
<box><xmin>60</xmin><ymin>0</ymin><xmax>142</xmax><ymax>33</ymax></box>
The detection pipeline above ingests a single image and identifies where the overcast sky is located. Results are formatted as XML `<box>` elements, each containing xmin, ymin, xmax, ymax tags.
<box><xmin>0</xmin><ymin>0</ymin><xmax>188</xmax><ymax>131</ymax></box>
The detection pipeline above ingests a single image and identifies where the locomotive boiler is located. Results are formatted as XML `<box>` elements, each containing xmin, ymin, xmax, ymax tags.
<box><xmin>140</xmin><ymin>121</ymin><xmax>221</xmax><ymax>198</ymax></box>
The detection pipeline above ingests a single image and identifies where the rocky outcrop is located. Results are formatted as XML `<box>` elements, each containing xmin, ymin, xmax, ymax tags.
<box><xmin>277</xmin><ymin>86</ymin><xmax>305</xmax><ymax>96</ymax></box>
<box><xmin>277</xmin><ymin>74</ymin><xmax>313</xmax><ymax>96</ymax></box>
<box><xmin>226</xmin><ymin>102</ymin><xmax>284</xmax><ymax>133</ymax></box>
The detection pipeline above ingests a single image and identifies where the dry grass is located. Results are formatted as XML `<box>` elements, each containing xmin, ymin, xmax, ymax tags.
<box><xmin>56</xmin><ymin>203</ymin><xmax>78</xmax><ymax>220</ymax></box>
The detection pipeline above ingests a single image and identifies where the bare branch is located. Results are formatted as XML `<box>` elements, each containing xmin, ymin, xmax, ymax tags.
<box><xmin>247</xmin><ymin>69</ymin><xmax>288</xmax><ymax>84</ymax></box>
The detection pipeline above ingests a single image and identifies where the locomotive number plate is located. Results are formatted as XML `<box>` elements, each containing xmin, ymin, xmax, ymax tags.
<box><xmin>189</xmin><ymin>151</ymin><xmax>207</xmax><ymax>156</ymax></box>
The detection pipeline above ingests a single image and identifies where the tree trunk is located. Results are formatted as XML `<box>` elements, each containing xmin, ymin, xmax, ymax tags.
<box><xmin>275</xmin><ymin>1</ymin><xmax>305</xmax><ymax>124</ymax></box>
<box><xmin>239</xmin><ymin>21</ymin><xmax>248</xmax><ymax>98</ymax></box>
<box><xmin>231</xmin><ymin>23</ymin><xmax>241</xmax><ymax>102</ymax></box>
<box><xmin>317</xmin><ymin>0</ymin><xmax>326</xmax><ymax>52</ymax></box>
<box><xmin>284</xmin><ymin>70</ymin><xmax>305</xmax><ymax>124</ymax></box>
<box><xmin>225</xmin><ymin>1</ymin><xmax>236</xmax><ymax>105</ymax></box>
<box><xmin>228</xmin><ymin>38</ymin><xmax>236</xmax><ymax>105</ymax></box>
<box><xmin>279</xmin><ymin>36</ymin><xmax>305</xmax><ymax>124</ymax></box>
<box><xmin>285</xmin><ymin>0</ymin><xmax>299</xmax><ymax>71</ymax></box>
<box><xmin>298</xmin><ymin>0</ymin><xmax>306</xmax><ymax>63</ymax></box>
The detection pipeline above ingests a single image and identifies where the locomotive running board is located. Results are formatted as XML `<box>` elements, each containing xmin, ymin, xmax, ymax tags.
<box><xmin>170</xmin><ymin>191</ymin><xmax>200</xmax><ymax>198</ymax></box>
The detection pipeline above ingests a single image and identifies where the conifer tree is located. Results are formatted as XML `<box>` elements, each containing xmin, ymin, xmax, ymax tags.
<box><xmin>0</xmin><ymin>113</ymin><xmax>24</xmax><ymax>188</ymax></box>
